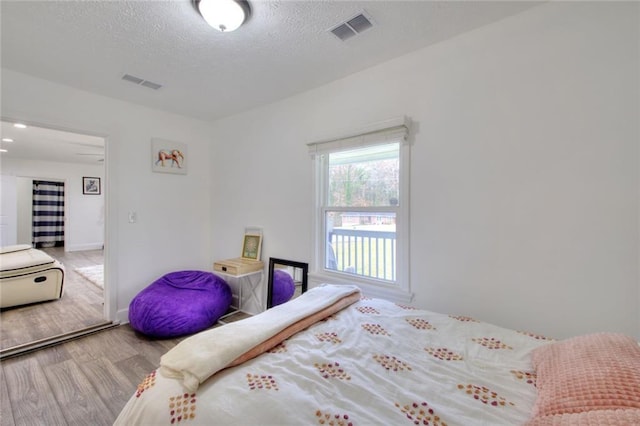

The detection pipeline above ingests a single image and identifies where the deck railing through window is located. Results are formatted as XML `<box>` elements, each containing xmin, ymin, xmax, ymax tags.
<box><xmin>328</xmin><ymin>229</ymin><xmax>396</xmax><ymax>281</ymax></box>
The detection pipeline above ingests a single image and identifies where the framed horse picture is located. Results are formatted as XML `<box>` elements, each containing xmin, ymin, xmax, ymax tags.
<box><xmin>151</xmin><ymin>138</ymin><xmax>187</xmax><ymax>174</ymax></box>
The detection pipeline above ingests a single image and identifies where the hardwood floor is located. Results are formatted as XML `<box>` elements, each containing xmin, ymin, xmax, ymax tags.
<box><xmin>0</xmin><ymin>324</ymin><xmax>183</xmax><ymax>426</ymax></box>
<box><xmin>0</xmin><ymin>311</ymin><xmax>252</xmax><ymax>426</ymax></box>
<box><xmin>1</xmin><ymin>248</ymin><xmax>105</xmax><ymax>350</ymax></box>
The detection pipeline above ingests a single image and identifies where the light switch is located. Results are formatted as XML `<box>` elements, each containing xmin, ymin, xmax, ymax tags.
<box><xmin>128</xmin><ymin>211</ymin><xmax>137</xmax><ymax>223</ymax></box>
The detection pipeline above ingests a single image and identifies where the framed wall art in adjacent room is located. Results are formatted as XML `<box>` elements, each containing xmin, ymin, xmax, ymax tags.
<box><xmin>82</xmin><ymin>177</ymin><xmax>101</xmax><ymax>195</ymax></box>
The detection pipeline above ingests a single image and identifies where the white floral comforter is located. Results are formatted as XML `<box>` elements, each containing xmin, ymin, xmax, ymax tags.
<box><xmin>115</xmin><ymin>296</ymin><xmax>551</xmax><ymax>425</ymax></box>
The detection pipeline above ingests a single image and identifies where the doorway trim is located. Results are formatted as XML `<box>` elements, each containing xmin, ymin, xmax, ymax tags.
<box><xmin>1</xmin><ymin>115</ymin><xmax>115</xmax><ymax>324</ymax></box>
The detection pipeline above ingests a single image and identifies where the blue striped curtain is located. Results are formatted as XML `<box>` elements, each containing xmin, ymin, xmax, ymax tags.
<box><xmin>32</xmin><ymin>180</ymin><xmax>65</xmax><ymax>248</ymax></box>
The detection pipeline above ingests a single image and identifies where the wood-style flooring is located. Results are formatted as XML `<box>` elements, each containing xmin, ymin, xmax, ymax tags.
<box><xmin>1</xmin><ymin>248</ymin><xmax>105</xmax><ymax>350</ymax></box>
<box><xmin>0</xmin><ymin>310</ymin><xmax>251</xmax><ymax>426</ymax></box>
<box><xmin>0</xmin><ymin>247</ymin><xmax>253</xmax><ymax>425</ymax></box>
<box><xmin>0</xmin><ymin>324</ymin><xmax>183</xmax><ymax>426</ymax></box>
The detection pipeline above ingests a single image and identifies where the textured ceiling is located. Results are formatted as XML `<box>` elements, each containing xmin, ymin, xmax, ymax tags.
<box><xmin>1</xmin><ymin>0</ymin><xmax>542</xmax><ymax>124</ymax></box>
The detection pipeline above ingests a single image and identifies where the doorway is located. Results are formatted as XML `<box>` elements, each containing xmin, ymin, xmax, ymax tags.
<box><xmin>0</xmin><ymin>119</ymin><xmax>110</xmax><ymax>355</ymax></box>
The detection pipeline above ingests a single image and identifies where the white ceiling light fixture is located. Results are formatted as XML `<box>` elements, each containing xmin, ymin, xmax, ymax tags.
<box><xmin>13</xmin><ymin>123</ymin><xmax>27</xmax><ymax>129</ymax></box>
<box><xmin>194</xmin><ymin>0</ymin><xmax>251</xmax><ymax>32</ymax></box>
<box><xmin>2</xmin><ymin>138</ymin><xmax>14</xmax><ymax>142</ymax></box>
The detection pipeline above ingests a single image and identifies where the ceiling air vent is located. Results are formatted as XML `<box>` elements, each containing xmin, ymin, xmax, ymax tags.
<box><xmin>121</xmin><ymin>74</ymin><xmax>144</xmax><ymax>84</ymax></box>
<box><xmin>329</xmin><ymin>12</ymin><xmax>373</xmax><ymax>42</ymax></box>
<box><xmin>140</xmin><ymin>80</ymin><xmax>162</xmax><ymax>90</ymax></box>
<box><xmin>121</xmin><ymin>73</ymin><xmax>163</xmax><ymax>90</ymax></box>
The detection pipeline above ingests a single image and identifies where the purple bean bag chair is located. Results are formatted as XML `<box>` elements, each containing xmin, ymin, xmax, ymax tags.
<box><xmin>272</xmin><ymin>269</ymin><xmax>295</xmax><ymax>307</ymax></box>
<box><xmin>128</xmin><ymin>270</ymin><xmax>231</xmax><ymax>338</ymax></box>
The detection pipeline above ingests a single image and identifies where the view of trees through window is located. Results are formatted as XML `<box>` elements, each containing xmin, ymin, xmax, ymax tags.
<box><xmin>325</xmin><ymin>143</ymin><xmax>399</xmax><ymax>281</ymax></box>
<box><xmin>328</xmin><ymin>143</ymin><xmax>399</xmax><ymax>209</ymax></box>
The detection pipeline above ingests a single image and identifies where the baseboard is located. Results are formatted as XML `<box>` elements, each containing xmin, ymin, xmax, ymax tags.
<box><xmin>116</xmin><ymin>308</ymin><xmax>130</xmax><ymax>324</ymax></box>
<box><xmin>66</xmin><ymin>242</ymin><xmax>104</xmax><ymax>252</ymax></box>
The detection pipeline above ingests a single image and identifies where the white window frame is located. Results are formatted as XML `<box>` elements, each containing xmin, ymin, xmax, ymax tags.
<box><xmin>308</xmin><ymin>117</ymin><xmax>413</xmax><ymax>303</ymax></box>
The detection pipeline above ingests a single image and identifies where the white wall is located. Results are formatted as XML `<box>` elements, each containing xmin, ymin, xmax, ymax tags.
<box><xmin>16</xmin><ymin>177</ymin><xmax>32</xmax><ymax>244</ymax></box>
<box><xmin>1</xmin><ymin>160</ymin><xmax>105</xmax><ymax>251</ymax></box>
<box><xmin>1</xmin><ymin>70</ymin><xmax>215</xmax><ymax>323</ymax></box>
<box><xmin>210</xmin><ymin>2</ymin><xmax>639</xmax><ymax>339</ymax></box>
<box><xmin>0</xmin><ymin>175</ymin><xmax>17</xmax><ymax>245</ymax></box>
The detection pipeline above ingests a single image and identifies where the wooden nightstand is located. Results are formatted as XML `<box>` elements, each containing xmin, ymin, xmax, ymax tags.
<box><xmin>213</xmin><ymin>258</ymin><xmax>264</xmax><ymax>319</ymax></box>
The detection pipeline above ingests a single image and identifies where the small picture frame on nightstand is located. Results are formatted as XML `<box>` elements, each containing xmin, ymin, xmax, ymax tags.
<box><xmin>241</xmin><ymin>234</ymin><xmax>262</xmax><ymax>261</ymax></box>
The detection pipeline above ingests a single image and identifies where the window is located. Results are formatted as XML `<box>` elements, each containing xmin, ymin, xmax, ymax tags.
<box><xmin>309</xmin><ymin>117</ymin><xmax>411</xmax><ymax>296</ymax></box>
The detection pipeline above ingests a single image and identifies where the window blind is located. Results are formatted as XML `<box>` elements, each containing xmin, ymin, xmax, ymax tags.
<box><xmin>307</xmin><ymin>116</ymin><xmax>410</xmax><ymax>157</ymax></box>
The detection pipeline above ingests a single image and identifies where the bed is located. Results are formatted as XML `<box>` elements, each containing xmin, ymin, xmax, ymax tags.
<box><xmin>115</xmin><ymin>284</ymin><xmax>640</xmax><ymax>425</ymax></box>
<box><xmin>0</xmin><ymin>244</ymin><xmax>65</xmax><ymax>309</ymax></box>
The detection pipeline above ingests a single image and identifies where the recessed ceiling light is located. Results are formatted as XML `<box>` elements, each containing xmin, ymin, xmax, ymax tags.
<box><xmin>2</xmin><ymin>138</ymin><xmax>14</xmax><ymax>142</ymax></box>
<box><xmin>0</xmin><ymin>149</ymin><xmax>7</xmax><ymax>153</ymax></box>
<box><xmin>13</xmin><ymin>123</ymin><xmax>27</xmax><ymax>129</ymax></box>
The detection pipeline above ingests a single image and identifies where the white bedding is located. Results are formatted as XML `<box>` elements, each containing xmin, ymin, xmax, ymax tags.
<box><xmin>159</xmin><ymin>284</ymin><xmax>360</xmax><ymax>392</ymax></box>
<box><xmin>115</xmin><ymin>293</ymin><xmax>551</xmax><ymax>425</ymax></box>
